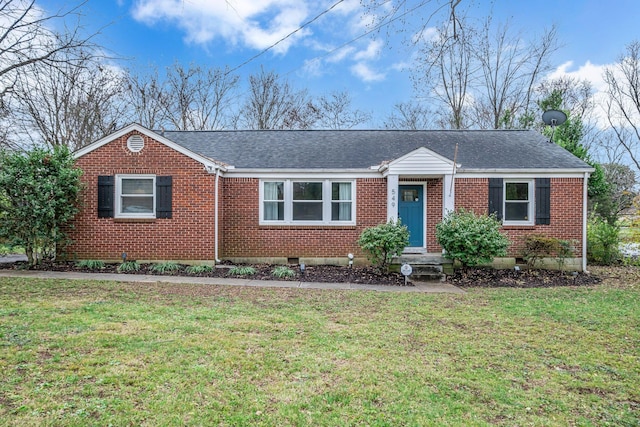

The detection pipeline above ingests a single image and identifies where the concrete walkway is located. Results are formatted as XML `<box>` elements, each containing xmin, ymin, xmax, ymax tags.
<box><xmin>0</xmin><ymin>267</ymin><xmax>465</xmax><ymax>294</ymax></box>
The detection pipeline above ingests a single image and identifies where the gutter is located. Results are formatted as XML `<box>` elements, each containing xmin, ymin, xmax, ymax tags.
<box><xmin>583</xmin><ymin>171</ymin><xmax>590</xmax><ymax>273</ymax></box>
<box><xmin>214</xmin><ymin>167</ymin><xmax>221</xmax><ymax>263</ymax></box>
<box><xmin>205</xmin><ymin>164</ymin><xmax>222</xmax><ymax>263</ymax></box>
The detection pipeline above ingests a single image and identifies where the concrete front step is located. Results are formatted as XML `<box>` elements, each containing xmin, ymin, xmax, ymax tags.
<box><xmin>390</xmin><ymin>253</ymin><xmax>452</xmax><ymax>281</ymax></box>
<box><xmin>393</xmin><ymin>254</ymin><xmax>450</xmax><ymax>265</ymax></box>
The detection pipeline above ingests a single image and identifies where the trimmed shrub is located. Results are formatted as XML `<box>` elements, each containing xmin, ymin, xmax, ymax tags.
<box><xmin>357</xmin><ymin>220</ymin><xmax>409</xmax><ymax>272</ymax></box>
<box><xmin>436</xmin><ymin>209</ymin><xmax>510</xmax><ymax>267</ymax></box>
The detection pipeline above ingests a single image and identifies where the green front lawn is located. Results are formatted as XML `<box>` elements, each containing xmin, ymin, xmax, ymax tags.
<box><xmin>0</xmin><ymin>268</ymin><xmax>638</xmax><ymax>426</ymax></box>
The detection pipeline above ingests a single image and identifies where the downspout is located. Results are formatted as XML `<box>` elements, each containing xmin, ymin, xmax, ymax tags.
<box><xmin>582</xmin><ymin>171</ymin><xmax>590</xmax><ymax>273</ymax></box>
<box><xmin>214</xmin><ymin>167</ymin><xmax>221</xmax><ymax>263</ymax></box>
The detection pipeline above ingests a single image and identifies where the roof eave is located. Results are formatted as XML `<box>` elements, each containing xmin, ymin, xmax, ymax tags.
<box><xmin>460</xmin><ymin>167</ymin><xmax>595</xmax><ymax>173</ymax></box>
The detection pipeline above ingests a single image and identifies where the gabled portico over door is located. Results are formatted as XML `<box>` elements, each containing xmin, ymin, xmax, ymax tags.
<box><xmin>383</xmin><ymin>147</ymin><xmax>458</xmax><ymax>250</ymax></box>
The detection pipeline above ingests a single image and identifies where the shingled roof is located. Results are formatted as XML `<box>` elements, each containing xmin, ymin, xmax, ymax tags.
<box><xmin>160</xmin><ymin>129</ymin><xmax>591</xmax><ymax>171</ymax></box>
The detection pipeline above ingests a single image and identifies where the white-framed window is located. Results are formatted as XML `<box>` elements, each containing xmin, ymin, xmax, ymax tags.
<box><xmin>263</xmin><ymin>181</ymin><xmax>284</xmax><ymax>221</ymax></box>
<box><xmin>503</xmin><ymin>179</ymin><xmax>534</xmax><ymax>225</ymax></box>
<box><xmin>115</xmin><ymin>175</ymin><xmax>156</xmax><ymax>218</ymax></box>
<box><xmin>260</xmin><ymin>180</ymin><xmax>355</xmax><ymax>225</ymax></box>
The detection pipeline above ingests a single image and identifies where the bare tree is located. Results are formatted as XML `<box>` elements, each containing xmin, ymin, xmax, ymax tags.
<box><xmin>126</xmin><ymin>63</ymin><xmax>239</xmax><ymax>131</ymax></box>
<box><xmin>472</xmin><ymin>19</ymin><xmax>558</xmax><ymax>129</ymax></box>
<box><xmin>414</xmin><ymin>16</ymin><xmax>474</xmax><ymax>129</ymax></box>
<box><xmin>238</xmin><ymin>68</ymin><xmax>317</xmax><ymax>130</ymax></box>
<box><xmin>603</xmin><ymin>41</ymin><xmax>640</xmax><ymax>175</ymax></box>
<box><xmin>315</xmin><ymin>91</ymin><xmax>370</xmax><ymax>129</ymax></box>
<box><xmin>411</xmin><ymin>14</ymin><xmax>558</xmax><ymax>130</ymax></box>
<box><xmin>126</xmin><ymin>68</ymin><xmax>169</xmax><ymax>130</ymax></box>
<box><xmin>10</xmin><ymin>50</ymin><xmax>127</xmax><ymax>151</ymax></box>
<box><xmin>383</xmin><ymin>101</ymin><xmax>435</xmax><ymax>129</ymax></box>
<box><xmin>0</xmin><ymin>0</ymin><xmax>97</xmax><ymax>101</ymax></box>
<box><xmin>601</xmin><ymin>162</ymin><xmax>638</xmax><ymax>216</ymax></box>
<box><xmin>163</xmin><ymin>63</ymin><xmax>239</xmax><ymax>130</ymax></box>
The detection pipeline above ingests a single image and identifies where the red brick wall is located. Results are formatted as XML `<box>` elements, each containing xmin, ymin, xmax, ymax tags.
<box><xmin>454</xmin><ymin>177</ymin><xmax>584</xmax><ymax>257</ymax></box>
<box><xmin>65</xmin><ymin>131</ymin><xmax>217</xmax><ymax>261</ymax></box>
<box><xmin>221</xmin><ymin>178</ymin><xmax>387</xmax><ymax>258</ymax></box>
<box><xmin>454</xmin><ymin>178</ymin><xmax>488</xmax><ymax>213</ymax></box>
<box><xmin>426</xmin><ymin>179</ymin><xmax>443</xmax><ymax>251</ymax></box>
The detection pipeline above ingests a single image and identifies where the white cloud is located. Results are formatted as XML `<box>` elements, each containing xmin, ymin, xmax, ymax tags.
<box><xmin>350</xmin><ymin>62</ymin><xmax>385</xmax><ymax>82</ymax></box>
<box><xmin>131</xmin><ymin>0</ymin><xmax>311</xmax><ymax>53</ymax></box>
<box><xmin>333</xmin><ymin>0</ymin><xmax>361</xmax><ymax>16</ymax></box>
<box><xmin>354</xmin><ymin>39</ymin><xmax>382</xmax><ymax>61</ymax></box>
<box><xmin>328</xmin><ymin>46</ymin><xmax>356</xmax><ymax>63</ymax></box>
<box><xmin>412</xmin><ymin>26</ymin><xmax>438</xmax><ymax>45</ymax></box>
<box><xmin>548</xmin><ymin>60</ymin><xmax>608</xmax><ymax>92</ymax></box>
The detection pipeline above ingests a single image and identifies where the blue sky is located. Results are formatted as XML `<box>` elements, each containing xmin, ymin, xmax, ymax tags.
<box><xmin>45</xmin><ymin>0</ymin><xmax>640</xmax><ymax>126</ymax></box>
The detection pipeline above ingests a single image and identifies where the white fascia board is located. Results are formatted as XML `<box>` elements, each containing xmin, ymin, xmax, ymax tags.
<box><xmin>458</xmin><ymin>169</ymin><xmax>593</xmax><ymax>178</ymax></box>
<box><xmin>73</xmin><ymin>123</ymin><xmax>227</xmax><ymax>172</ymax></box>
<box><xmin>224</xmin><ymin>168</ymin><xmax>382</xmax><ymax>179</ymax></box>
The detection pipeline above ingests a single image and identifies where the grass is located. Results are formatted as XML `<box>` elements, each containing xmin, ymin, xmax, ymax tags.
<box><xmin>0</xmin><ymin>267</ymin><xmax>638</xmax><ymax>426</ymax></box>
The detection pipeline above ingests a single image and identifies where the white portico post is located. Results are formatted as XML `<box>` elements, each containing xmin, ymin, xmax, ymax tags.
<box><xmin>443</xmin><ymin>173</ymin><xmax>455</xmax><ymax>216</ymax></box>
<box><xmin>387</xmin><ymin>174</ymin><xmax>399</xmax><ymax>222</ymax></box>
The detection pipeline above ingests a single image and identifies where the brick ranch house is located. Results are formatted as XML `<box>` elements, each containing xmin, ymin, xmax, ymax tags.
<box><xmin>66</xmin><ymin>123</ymin><xmax>594</xmax><ymax>271</ymax></box>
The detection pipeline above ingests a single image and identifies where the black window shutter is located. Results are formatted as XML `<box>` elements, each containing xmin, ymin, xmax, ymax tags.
<box><xmin>488</xmin><ymin>178</ymin><xmax>503</xmax><ymax>220</ymax></box>
<box><xmin>535</xmin><ymin>178</ymin><xmax>551</xmax><ymax>225</ymax></box>
<box><xmin>156</xmin><ymin>176</ymin><xmax>173</xmax><ymax>219</ymax></box>
<box><xmin>97</xmin><ymin>176</ymin><xmax>114</xmax><ymax>218</ymax></box>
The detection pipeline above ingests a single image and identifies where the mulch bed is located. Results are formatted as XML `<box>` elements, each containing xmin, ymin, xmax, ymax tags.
<box><xmin>0</xmin><ymin>259</ymin><xmax>604</xmax><ymax>288</ymax></box>
<box><xmin>0</xmin><ymin>261</ymin><xmax>409</xmax><ymax>286</ymax></box>
<box><xmin>447</xmin><ymin>267</ymin><xmax>602</xmax><ymax>288</ymax></box>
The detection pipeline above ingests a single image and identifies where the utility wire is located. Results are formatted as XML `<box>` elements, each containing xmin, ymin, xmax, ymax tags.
<box><xmin>226</xmin><ymin>0</ymin><xmax>346</xmax><ymax>75</ymax></box>
<box><xmin>282</xmin><ymin>0</ymin><xmax>448</xmax><ymax>77</ymax></box>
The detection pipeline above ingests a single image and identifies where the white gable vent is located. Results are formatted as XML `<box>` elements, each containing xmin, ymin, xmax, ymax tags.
<box><xmin>127</xmin><ymin>135</ymin><xmax>144</xmax><ymax>153</ymax></box>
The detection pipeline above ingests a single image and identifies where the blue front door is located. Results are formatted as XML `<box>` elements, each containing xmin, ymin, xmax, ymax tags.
<box><xmin>398</xmin><ymin>185</ymin><xmax>424</xmax><ymax>247</ymax></box>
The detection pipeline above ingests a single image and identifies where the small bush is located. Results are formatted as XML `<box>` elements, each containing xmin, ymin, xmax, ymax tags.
<box><xmin>357</xmin><ymin>220</ymin><xmax>409</xmax><ymax>272</ymax></box>
<box><xmin>522</xmin><ymin>234</ymin><xmax>560</xmax><ymax>268</ymax></box>
<box><xmin>271</xmin><ymin>266</ymin><xmax>295</xmax><ymax>278</ymax></box>
<box><xmin>435</xmin><ymin>209</ymin><xmax>510</xmax><ymax>267</ymax></box>
<box><xmin>117</xmin><ymin>261</ymin><xmax>140</xmax><ymax>273</ymax></box>
<box><xmin>76</xmin><ymin>260</ymin><xmax>105</xmax><ymax>269</ymax></box>
<box><xmin>522</xmin><ymin>234</ymin><xmax>575</xmax><ymax>270</ymax></box>
<box><xmin>185</xmin><ymin>264</ymin><xmax>214</xmax><ymax>274</ymax></box>
<box><xmin>556</xmin><ymin>239</ymin><xmax>575</xmax><ymax>271</ymax></box>
<box><xmin>587</xmin><ymin>214</ymin><xmax>621</xmax><ymax>265</ymax></box>
<box><xmin>229</xmin><ymin>266</ymin><xmax>257</xmax><ymax>276</ymax></box>
<box><xmin>150</xmin><ymin>262</ymin><xmax>181</xmax><ymax>273</ymax></box>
